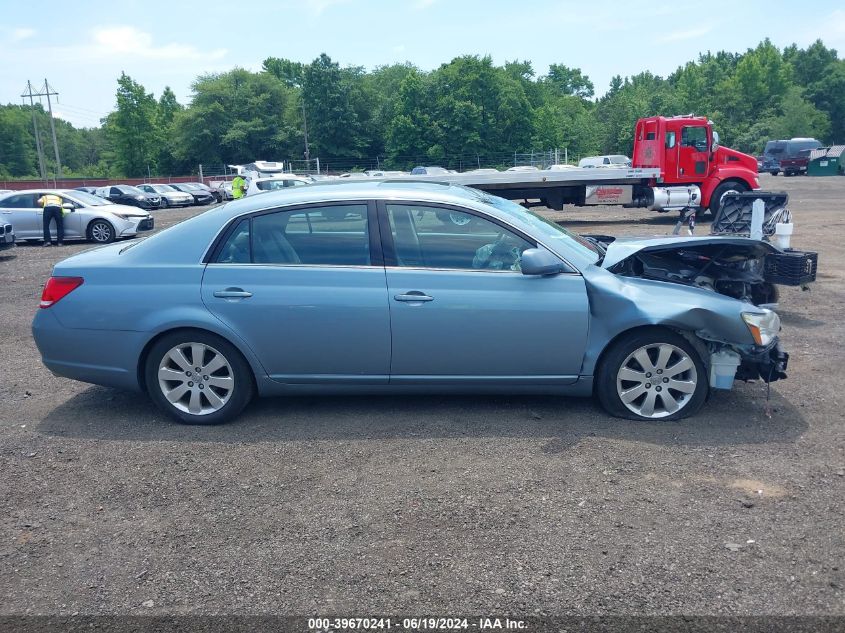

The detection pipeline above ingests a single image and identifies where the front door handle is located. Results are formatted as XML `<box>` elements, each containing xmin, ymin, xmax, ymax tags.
<box><xmin>394</xmin><ymin>291</ymin><xmax>433</xmax><ymax>303</ymax></box>
<box><xmin>213</xmin><ymin>287</ymin><xmax>253</xmax><ymax>299</ymax></box>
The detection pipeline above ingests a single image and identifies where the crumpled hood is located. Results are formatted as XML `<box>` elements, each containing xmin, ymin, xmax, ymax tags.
<box><xmin>599</xmin><ymin>235</ymin><xmax>775</xmax><ymax>269</ymax></box>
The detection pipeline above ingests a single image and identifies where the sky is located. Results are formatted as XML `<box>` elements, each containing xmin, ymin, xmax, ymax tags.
<box><xmin>1</xmin><ymin>0</ymin><xmax>843</xmax><ymax>129</ymax></box>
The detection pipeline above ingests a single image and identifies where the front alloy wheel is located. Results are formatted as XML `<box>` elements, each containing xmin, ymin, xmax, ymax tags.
<box><xmin>88</xmin><ymin>220</ymin><xmax>115</xmax><ymax>243</ymax></box>
<box><xmin>616</xmin><ymin>343</ymin><xmax>697</xmax><ymax>418</ymax></box>
<box><xmin>596</xmin><ymin>329</ymin><xmax>708</xmax><ymax>421</ymax></box>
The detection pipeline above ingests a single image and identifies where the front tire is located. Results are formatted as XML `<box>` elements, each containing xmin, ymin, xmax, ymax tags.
<box><xmin>596</xmin><ymin>329</ymin><xmax>708</xmax><ymax>422</ymax></box>
<box><xmin>87</xmin><ymin>220</ymin><xmax>115</xmax><ymax>243</ymax></box>
<box><xmin>708</xmin><ymin>180</ymin><xmax>749</xmax><ymax>217</ymax></box>
<box><xmin>145</xmin><ymin>330</ymin><xmax>254</xmax><ymax>425</ymax></box>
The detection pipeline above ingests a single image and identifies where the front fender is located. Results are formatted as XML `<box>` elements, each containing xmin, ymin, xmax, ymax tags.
<box><xmin>581</xmin><ymin>265</ymin><xmax>756</xmax><ymax>375</ymax></box>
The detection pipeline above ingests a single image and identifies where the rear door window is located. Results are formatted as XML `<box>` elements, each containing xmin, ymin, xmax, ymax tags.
<box><xmin>215</xmin><ymin>204</ymin><xmax>371</xmax><ymax>266</ymax></box>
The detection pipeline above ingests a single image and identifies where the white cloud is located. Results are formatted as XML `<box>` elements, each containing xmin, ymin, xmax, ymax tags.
<box><xmin>303</xmin><ymin>0</ymin><xmax>350</xmax><ymax>15</ymax></box>
<box><xmin>91</xmin><ymin>26</ymin><xmax>227</xmax><ymax>61</ymax></box>
<box><xmin>393</xmin><ymin>44</ymin><xmax>406</xmax><ymax>53</ymax></box>
<box><xmin>11</xmin><ymin>27</ymin><xmax>35</xmax><ymax>42</ymax></box>
<box><xmin>659</xmin><ymin>27</ymin><xmax>711</xmax><ymax>43</ymax></box>
<box><xmin>414</xmin><ymin>0</ymin><xmax>437</xmax><ymax>9</ymax></box>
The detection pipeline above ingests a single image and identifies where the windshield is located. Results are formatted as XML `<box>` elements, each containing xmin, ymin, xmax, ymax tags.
<box><xmin>118</xmin><ymin>185</ymin><xmax>143</xmax><ymax>194</ymax></box>
<box><xmin>67</xmin><ymin>191</ymin><xmax>113</xmax><ymax>206</ymax></box>
<box><xmin>609</xmin><ymin>155</ymin><xmax>630</xmax><ymax>164</ymax></box>
<box><xmin>458</xmin><ymin>187</ymin><xmax>601</xmax><ymax>264</ymax></box>
<box><xmin>764</xmin><ymin>141</ymin><xmax>786</xmax><ymax>156</ymax></box>
<box><xmin>152</xmin><ymin>184</ymin><xmax>176</xmax><ymax>192</ymax></box>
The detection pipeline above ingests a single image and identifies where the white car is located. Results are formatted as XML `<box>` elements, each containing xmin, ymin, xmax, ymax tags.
<box><xmin>0</xmin><ymin>189</ymin><xmax>153</xmax><ymax>244</ymax></box>
<box><xmin>365</xmin><ymin>170</ymin><xmax>408</xmax><ymax>178</ymax></box>
<box><xmin>578</xmin><ymin>155</ymin><xmax>632</xmax><ymax>168</ymax></box>
<box><xmin>245</xmin><ymin>175</ymin><xmax>311</xmax><ymax>196</ymax></box>
<box><xmin>136</xmin><ymin>184</ymin><xmax>194</xmax><ymax>208</ymax></box>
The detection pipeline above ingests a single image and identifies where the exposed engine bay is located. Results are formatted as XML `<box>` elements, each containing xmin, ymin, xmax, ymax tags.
<box><xmin>590</xmin><ymin>236</ymin><xmax>780</xmax><ymax>307</ymax></box>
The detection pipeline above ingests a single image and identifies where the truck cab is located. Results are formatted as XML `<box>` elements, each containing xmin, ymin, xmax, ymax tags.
<box><xmin>633</xmin><ymin>116</ymin><xmax>760</xmax><ymax>213</ymax></box>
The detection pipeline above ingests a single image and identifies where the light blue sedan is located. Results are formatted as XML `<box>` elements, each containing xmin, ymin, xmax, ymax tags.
<box><xmin>32</xmin><ymin>182</ymin><xmax>788</xmax><ymax>425</ymax></box>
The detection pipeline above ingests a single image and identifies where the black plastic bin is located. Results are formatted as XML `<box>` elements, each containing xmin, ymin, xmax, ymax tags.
<box><xmin>764</xmin><ymin>249</ymin><xmax>818</xmax><ymax>285</ymax></box>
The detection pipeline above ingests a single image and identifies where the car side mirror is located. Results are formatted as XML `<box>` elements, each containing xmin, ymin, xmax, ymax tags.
<box><xmin>61</xmin><ymin>202</ymin><xmax>75</xmax><ymax>211</ymax></box>
<box><xmin>521</xmin><ymin>247</ymin><xmax>568</xmax><ymax>276</ymax></box>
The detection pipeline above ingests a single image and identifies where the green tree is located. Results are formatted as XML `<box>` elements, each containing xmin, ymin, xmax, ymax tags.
<box><xmin>102</xmin><ymin>73</ymin><xmax>160</xmax><ymax>176</ymax></box>
<box><xmin>301</xmin><ymin>53</ymin><xmax>367</xmax><ymax>158</ymax></box>
<box><xmin>544</xmin><ymin>64</ymin><xmax>595</xmax><ymax>98</ymax></box>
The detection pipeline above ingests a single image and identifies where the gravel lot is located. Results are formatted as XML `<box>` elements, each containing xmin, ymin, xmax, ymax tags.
<box><xmin>1</xmin><ymin>176</ymin><xmax>843</xmax><ymax>617</ymax></box>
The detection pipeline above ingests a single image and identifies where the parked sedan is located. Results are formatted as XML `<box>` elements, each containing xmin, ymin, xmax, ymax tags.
<box><xmin>95</xmin><ymin>185</ymin><xmax>161</xmax><ymax>210</ymax></box>
<box><xmin>136</xmin><ymin>184</ymin><xmax>194</xmax><ymax>208</ymax></box>
<box><xmin>33</xmin><ymin>182</ymin><xmax>788</xmax><ymax>426</ymax></box>
<box><xmin>169</xmin><ymin>183</ymin><xmax>216</xmax><ymax>206</ymax></box>
<box><xmin>0</xmin><ymin>220</ymin><xmax>15</xmax><ymax>251</ymax></box>
<box><xmin>184</xmin><ymin>182</ymin><xmax>224</xmax><ymax>203</ymax></box>
<box><xmin>0</xmin><ymin>189</ymin><xmax>153</xmax><ymax>244</ymax></box>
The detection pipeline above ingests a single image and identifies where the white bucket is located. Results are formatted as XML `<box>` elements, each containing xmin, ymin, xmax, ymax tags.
<box><xmin>710</xmin><ymin>350</ymin><xmax>741</xmax><ymax>390</ymax></box>
<box><xmin>772</xmin><ymin>222</ymin><xmax>793</xmax><ymax>250</ymax></box>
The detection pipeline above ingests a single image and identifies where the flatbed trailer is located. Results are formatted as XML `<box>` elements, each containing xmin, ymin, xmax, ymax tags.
<box><xmin>398</xmin><ymin>166</ymin><xmax>665</xmax><ymax>211</ymax></box>
<box><xmin>390</xmin><ymin>115</ymin><xmax>762</xmax><ymax>216</ymax></box>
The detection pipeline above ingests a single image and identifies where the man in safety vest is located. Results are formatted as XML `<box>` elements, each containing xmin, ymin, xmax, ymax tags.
<box><xmin>232</xmin><ymin>173</ymin><xmax>246</xmax><ymax>199</ymax></box>
<box><xmin>37</xmin><ymin>192</ymin><xmax>66</xmax><ymax>246</ymax></box>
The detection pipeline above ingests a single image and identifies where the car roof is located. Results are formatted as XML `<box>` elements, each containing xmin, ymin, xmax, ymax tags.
<box><xmin>107</xmin><ymin>181</ymin><xmax>556</xmax><ymax>268</ymax></box>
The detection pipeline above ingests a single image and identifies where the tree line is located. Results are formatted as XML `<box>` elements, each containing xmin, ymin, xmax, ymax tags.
<box><xmin>1</xmin><ymin>38</ymin><xmax>842</xmax><ymax>179</ymax></box>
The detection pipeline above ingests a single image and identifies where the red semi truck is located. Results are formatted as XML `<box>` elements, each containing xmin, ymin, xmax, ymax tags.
<box><xmin>412</xmin><ymin>115</ymin><xmax>761</xmax><ymax>217</ymax></box>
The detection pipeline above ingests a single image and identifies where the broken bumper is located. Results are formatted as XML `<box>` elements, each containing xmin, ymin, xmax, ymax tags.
<box><xmin>736</xmin><ymin>340</ymin><xmax>789</xmax><ymax>383</ymax></box>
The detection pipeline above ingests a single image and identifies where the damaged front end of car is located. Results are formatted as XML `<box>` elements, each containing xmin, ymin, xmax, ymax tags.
<box><xmin>580</xmin><ymin>235</ymin><xmax>790</xmax><ymax>392</ymax></box>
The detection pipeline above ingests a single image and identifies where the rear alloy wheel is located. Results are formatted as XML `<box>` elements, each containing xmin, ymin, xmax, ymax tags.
<box><xmin>596</xmin><ymin>329</ymin><xmax>708</xmax><ymax>421</ymax></box>
<box><xmin>88</xmin><ymin>220</ymin><xmax>115</xmax><ymax>243</ymax></box>
<box><xmin>145</xmin><ymin>331</ymin><xmax>253</xmax><ymax>425</ymax></box>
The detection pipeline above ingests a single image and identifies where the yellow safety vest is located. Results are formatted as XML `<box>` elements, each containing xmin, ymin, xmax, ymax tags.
<box><xmin>38</xmin><ymin>194</ymin><xmax>63</xmax><ymax>208</ymax></box>
<box><xmin>232</xmin><ymin>176</ymin><xmax>246</xmax><ymax>199</ymax></box>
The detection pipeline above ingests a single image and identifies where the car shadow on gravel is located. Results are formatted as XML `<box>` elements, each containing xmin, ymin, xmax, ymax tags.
<box><xmin>37</xmin><ymin>381</ymin><xmax>807</xmax><ymax>449</ymax></box>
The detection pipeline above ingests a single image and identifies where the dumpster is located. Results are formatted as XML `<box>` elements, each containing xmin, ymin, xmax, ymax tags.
<box><xmin>807</xmin><ymin>145</ymin><xmax>844</xmax><ymax>176</ymax></box>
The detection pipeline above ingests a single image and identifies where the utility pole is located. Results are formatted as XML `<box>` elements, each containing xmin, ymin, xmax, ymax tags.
<box><xmin>21</xmin><ymin>81</ymin><xmax>47</xmax><ymax>183</ymax></box>
<box><xmin>301</xmin><ymin>97</ymin><xmax>310</xmax><ymax>164</ymax></box>
<box><xmin>41</xmin><ymin>80</ymin><xmax>62</xmax><ymax>181</ymax></box>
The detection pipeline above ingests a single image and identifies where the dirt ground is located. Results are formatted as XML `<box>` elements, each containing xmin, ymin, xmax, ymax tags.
<box><xmin>0</xmin><ymin>174</ymin><xmax>843</xmax><ymax>617</ymax></box>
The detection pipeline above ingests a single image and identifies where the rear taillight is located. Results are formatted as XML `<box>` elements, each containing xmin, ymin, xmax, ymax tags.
<box><xmin>40</xmin><ymin>277</ymin><xmax>84</xmax><ymax>309</ymax></box>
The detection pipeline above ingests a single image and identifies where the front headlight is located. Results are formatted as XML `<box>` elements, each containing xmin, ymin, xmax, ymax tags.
<box><xmin>135</xmin><ymin>195</ymin><xmax>146</xmax><ymax>200</ymax></box>
<box><xmin>111</xmin><ymin>212</ymin><xmax>148</xmax><ymax>220</ymax></box>
<box><xmin>742</xmin><ymin>310</ymin><xmax>780</xmax><ymax>346</ymax></box>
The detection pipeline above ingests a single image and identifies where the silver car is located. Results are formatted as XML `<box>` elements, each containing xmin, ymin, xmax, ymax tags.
<box><xmin>136</xmin><ymin>184</ymin><xmax>194</xmax><ymax>208</ymax></box>
<box><xmin>0</xmin><ymin>189</ymin><xmax>154</xmax><ymax>244</ymax></box>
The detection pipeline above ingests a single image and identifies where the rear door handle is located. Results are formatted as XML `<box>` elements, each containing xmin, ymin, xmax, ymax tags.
<box><xmin>213</xmin><ymin>287</ymin><xmax>253</xmax><ymax>299</ymax></box>
<box><xmin>394</xmin><ymin>291</ymin><xmax>433</xmax><ymax>303</ymax></box>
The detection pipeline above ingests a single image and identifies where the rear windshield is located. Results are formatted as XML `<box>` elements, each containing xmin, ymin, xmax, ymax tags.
<box><xmin>785</xmin><ymin>140</ymin><xmax>821</xmax><ymax>156</ymax></box>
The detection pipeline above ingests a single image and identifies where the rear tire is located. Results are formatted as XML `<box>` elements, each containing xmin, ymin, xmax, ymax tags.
<box><xmin>596</xmin><ymin>328</ymin><xmax>708</xmax><ymax>422</ymax></box>
<box><xmin>145</xmin><ymin>330</ymin><xmax>254</xmax><ymax>425</ymax></box>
